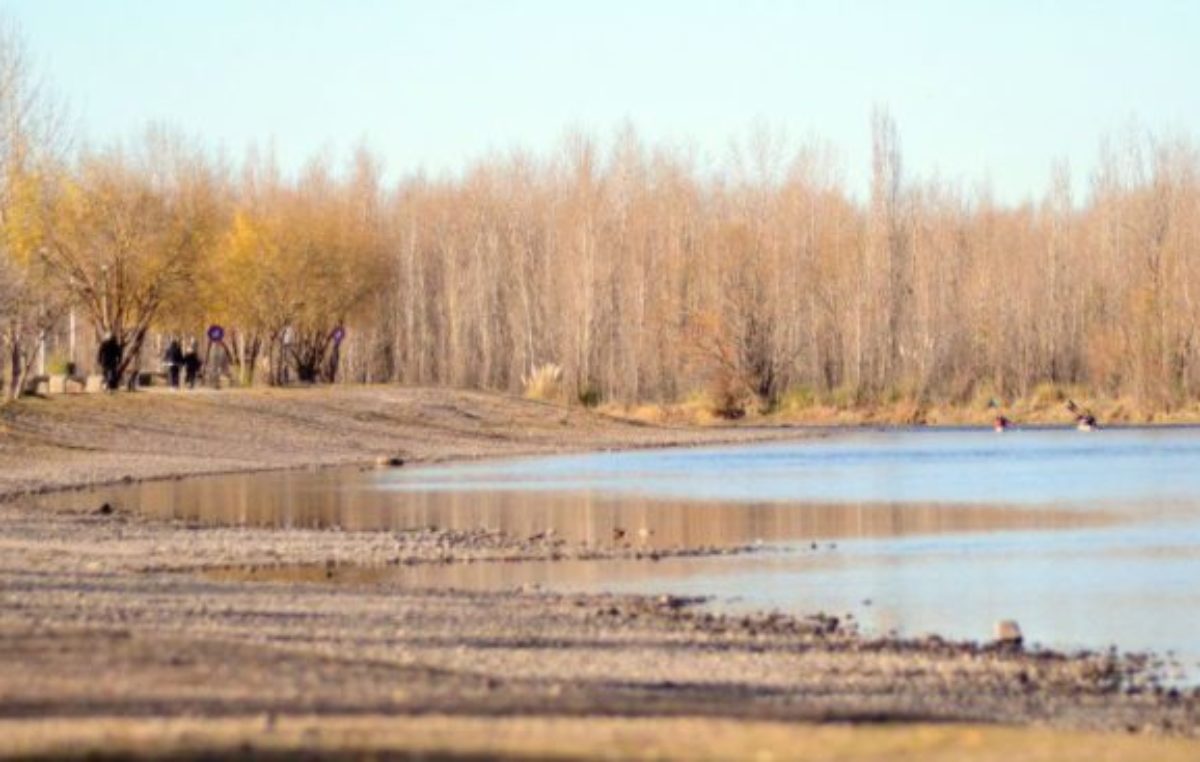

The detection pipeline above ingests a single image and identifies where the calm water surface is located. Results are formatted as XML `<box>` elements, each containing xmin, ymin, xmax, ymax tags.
<box><xmin>76</xmin><ymin>427</ymin><xmax>1200</xmax><ymax>676</ymax></box>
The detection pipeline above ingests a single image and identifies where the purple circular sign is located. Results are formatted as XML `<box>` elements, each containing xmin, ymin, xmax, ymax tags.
<box><xmin>331</xmin><ymin>327</ymin><xmax>346</xmax><ymax>343</ymax></box>
<box><xmin>207</xmin><ymin>324</ymin><xmax>225</xmax><ymax>342</ymax></box>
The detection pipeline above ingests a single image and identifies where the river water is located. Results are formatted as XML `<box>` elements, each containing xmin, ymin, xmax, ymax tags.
<box><xmin>72</xmin><ymin>426</ymin><xmax>1200</xmax><ymax>676</ymax></box>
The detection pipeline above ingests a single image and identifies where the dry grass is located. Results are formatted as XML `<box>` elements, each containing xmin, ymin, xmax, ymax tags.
<box><xmin>600</xmin><ymin>391</ymin><xmax>722</xmax><ymax>426</ymax></box>
<box><xmin>3</xmin><ymin>715</ymin><xmax>1197</xmax><ymax>761</ymax></box>
<box><xmin>604</xmin><ymin>387</ymin><xmax>1200</xmax><ymax>428</ymax></box>
<box><xmin>521</xmin><ymin>362</ymin><xmax>565</xmax><ymax>402</ymax></box>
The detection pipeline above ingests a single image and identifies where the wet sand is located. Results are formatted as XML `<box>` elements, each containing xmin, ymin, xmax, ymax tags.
<box><xmin>1</xmin><ymin>387</ymin><xmax>1198</xmax><ymax>759</ymax></box>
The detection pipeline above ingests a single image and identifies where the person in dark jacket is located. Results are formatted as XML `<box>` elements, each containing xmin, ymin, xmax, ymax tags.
<box><xmin>164</xmin><ymin>338</ymin><xmax>184</xmax><ymax>388</ymax></box>
<box><xmin>97</xmin><ymin>333</ymin><xmax>122</xmax><ymax>392</ymax></box>
<box><xmin>183</xmin><ymin>340</ymin><xmax>202</xmax><ymax>389</ymax></box>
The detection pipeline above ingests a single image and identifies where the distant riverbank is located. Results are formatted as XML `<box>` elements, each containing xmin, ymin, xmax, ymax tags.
<box><xmin>605</xmin><ymin>387</ymin><xmax>1200</xmax><ymax>428</ymax></box>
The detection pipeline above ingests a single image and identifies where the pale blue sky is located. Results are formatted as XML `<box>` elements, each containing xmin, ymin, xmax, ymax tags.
<box><xmin>4</xmin><ymin>0</ymin><xmax>1199</xmax><ymax>201</ymax></box>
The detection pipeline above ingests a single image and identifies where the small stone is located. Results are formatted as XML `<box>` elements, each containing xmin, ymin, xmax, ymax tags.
<box><xmin>994</xmin><ymin>619</ymin><xmax>1024</xmax><ymax>648</ymax></box>
<box><xmin>95</xmin><ymin>502</ymin><xmax>115</xmax><ymax>515</ymax></box>
<box><xmin>657</xmin><ymin>595</ymin><xmax>692</xmax><ymax>610</ymax></box>
<box><xmin>375</xmin><ymin>456</ymin><xmax>405</xmax><ymax>467</ymax></box>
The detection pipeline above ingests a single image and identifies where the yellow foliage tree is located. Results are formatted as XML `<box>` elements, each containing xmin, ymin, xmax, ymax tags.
<box><xmin>37</xmin><ymin>144</ymin><xmax>220</xmax><ymax>387</ymax></box>
<box><xmin>209</xmin><ymin>150</ymin><xmax>386</xmax><ymax>385</ymax></box>
<box><xmin>203</xmin><ymin>208</ymin><xmax>282</xmax><ymax>383</ymax></box>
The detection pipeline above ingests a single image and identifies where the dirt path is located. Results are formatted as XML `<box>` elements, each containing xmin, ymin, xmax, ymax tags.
<box><xmin>1</xmin><ymin>387</ymin><xmax>1198</xmax><ymax>759</ymax></box>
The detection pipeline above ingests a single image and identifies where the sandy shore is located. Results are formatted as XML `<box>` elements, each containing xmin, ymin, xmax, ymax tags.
<box><xmin>0</xmin><ymin>386</ymin><xmax>801</xmax><ymax>498</ymax></box>
<box><xmin>1</xmin><ymin>386</ymin><xmax>1198</xmax><ymax>759</ymax></box>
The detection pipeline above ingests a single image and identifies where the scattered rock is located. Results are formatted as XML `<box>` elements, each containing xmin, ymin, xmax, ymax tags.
<box><xmin>656</xmin><ymin>594</ymin><xmax>705</xmax><ymax>611</ymax></box>
<box><xmin>94</xmin><ymin>502</ymin><xmax>115</xmax><ymax>516</ymax></box>
<box><xmin>808</xmin><ymin>613</ymin><xmax>840</xmax><ymax>634</ymax></box>
<box><xmin>374</xmin><ymin>456</ymin><xmax>405</xmax><ymax>467</ymax></box>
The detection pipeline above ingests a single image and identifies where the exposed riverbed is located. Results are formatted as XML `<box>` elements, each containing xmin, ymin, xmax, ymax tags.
<box><xmin>4</xmin><ymin>389</ymin><xmax>1199</xmax><ymax>758</ymax></box>
<box><xmin>52</xmin><ymin>426</ymin><xmax>1200</xmax><ymax>680</ymax></box>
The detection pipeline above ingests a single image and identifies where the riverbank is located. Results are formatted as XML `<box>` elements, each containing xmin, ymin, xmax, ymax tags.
<box><xmin>2</xmin><ymin>386</ymin><xmax>1198</xmax><ymax>759</ymax></box>
<box><xmin>605</xmin><ymin>388</ymin><xmax>1200</xmax><ymax>427</ymax></box>
<box><xmin>0</xmin><ymin>385</ymin><xmax>800</xmax><ymax>499</ymax></box>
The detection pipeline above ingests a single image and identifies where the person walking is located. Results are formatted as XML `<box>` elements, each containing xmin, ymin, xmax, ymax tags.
<box><xmin>183</xmin><ymin>340</ymin><xmax>202</xmax><ymax>389</ymax></box>
<box><xmin>97</xmin><ymin>333</ymin><xmax>122</xmax><ymax>392</ymax></box>
<box><xmin>163</xmin><ymin>338</ymin><xmax>184</xmax><ymax>389</ymax></box>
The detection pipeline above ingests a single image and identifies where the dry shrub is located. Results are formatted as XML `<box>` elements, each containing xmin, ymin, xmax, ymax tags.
<box><xmin>521</xmin><ymin>363</ymin><xmax>565</xmax><ymax>402</ymax></box>
<box><xmin>707</xmin><ymin>368</ymin><xmax>750</xmax><ymax>420</ymax></box>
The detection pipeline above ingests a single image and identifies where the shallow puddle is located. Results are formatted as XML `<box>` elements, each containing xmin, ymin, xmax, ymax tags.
<box><xmin>48</xmin><ymin>426</ymin><xmax>1200</xmax><ymax>677</ymax></box>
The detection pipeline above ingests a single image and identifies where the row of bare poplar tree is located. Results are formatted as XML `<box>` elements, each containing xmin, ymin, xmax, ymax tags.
<box><xmin>2</xmin><ymin>26</ymin><xmax>1200</xmax><ymax>410</ymax></box>
<box><xmin>364</xmin><ymin>117</ymin><xmax>1200</xmax><ymax>414</ymax></box>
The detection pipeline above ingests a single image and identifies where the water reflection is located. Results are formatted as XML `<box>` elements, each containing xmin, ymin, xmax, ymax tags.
<box><xmin>54</xmin><ymin>466</ymin><xmax>1109</xmax><ymax>549</ymax></box>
